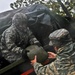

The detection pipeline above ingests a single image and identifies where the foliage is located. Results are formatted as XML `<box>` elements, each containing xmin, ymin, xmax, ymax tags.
<box><xmin>10</xmin><ymin>0</ymin><xmax>75</xmax><ymax>17</ymax></box>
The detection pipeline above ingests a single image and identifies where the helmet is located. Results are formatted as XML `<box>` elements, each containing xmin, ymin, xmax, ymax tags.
<box><xmin>22</xmin><ymin>45</ymin><xmax>48</xmax><ymax>63</ymax></box>
<box><xmin>49</xmin><ymin>29</ymin><xmax>72</xmax><ymax>47</ymax></box>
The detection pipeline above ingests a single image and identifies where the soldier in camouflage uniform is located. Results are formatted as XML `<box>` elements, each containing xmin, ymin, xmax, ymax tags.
<box><xmin>0</xmin><ymin>13</ymin><xmax>40</xmax><ymax>63</ymax></box>
<box><xmin>31</xmin><ymin>29</ymin><xmax>75</xmax><ymax>75</ymax></box>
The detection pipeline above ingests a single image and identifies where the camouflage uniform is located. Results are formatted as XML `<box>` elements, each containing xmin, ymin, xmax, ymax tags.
<box><xmin>33</xmin><ymin>29</ymin><xmax>75</xmax><ymax>75</ymax></box>
<box><xmin>0</xmin><ymin>13</ymin><xmax>40</xmax><ymax>63</ymax></box>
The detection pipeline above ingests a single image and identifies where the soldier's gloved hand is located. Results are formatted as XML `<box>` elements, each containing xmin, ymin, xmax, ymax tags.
<box><xmin>30</xmin><ymin>38</ymin><xmax>41</xmax><ymax>47</ymax></box>
<box><xmin>22</xmin><ymin>49</ymin><xmax>29</xmax><ymax>62</ymax></box>
<box><xmin>34</xmin><ymin>42</ymin><xmax>42</xmax><ymax>47</ymax></box>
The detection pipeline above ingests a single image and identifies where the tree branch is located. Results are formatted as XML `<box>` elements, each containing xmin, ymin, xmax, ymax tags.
<box><xmin>57</xmin><ymin>0</ymin><xmax>72</xmax><ymax>19</ymax></box>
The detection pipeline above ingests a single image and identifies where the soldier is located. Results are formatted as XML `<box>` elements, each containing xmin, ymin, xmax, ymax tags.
<box><xmin>0</xmin><ymin>13</ymin><xmax>40</xmax><ymax>63</ymax></box>
<box><xmin>31</xmin><ymin>28</ymin><xmax>75</xmax><ymax>75</ymax></box>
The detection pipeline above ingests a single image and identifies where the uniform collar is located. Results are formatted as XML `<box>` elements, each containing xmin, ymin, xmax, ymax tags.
<box><xmin>57</xmin><ymin>41</ymin><xmax>73</xmax><ymax>54</ymax></box>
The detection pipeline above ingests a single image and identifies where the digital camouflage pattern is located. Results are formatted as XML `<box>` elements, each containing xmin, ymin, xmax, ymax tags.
<box><xmin>33</xmin><ymin>42</ymin><xmax>75</xmax><ymax>75</ymax></box>
<box><xmin>49</xmin><ymin>29</ymin><xmax>72</xmax><ymax>47</ymax></box>
<box><xmin>0</xmin><ymin>13</ymin><xmax>40</xmax><ymax>63</ymax></box>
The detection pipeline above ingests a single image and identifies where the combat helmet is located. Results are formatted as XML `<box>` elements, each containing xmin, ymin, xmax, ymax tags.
<box><xmin>49</xmin><ymin>28</ymin><xmax>72</xmax><ymax>48</ymax></box>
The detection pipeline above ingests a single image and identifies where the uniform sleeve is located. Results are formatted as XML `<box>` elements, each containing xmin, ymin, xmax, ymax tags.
<box><xmin>33</xmin><ymin>62</ymin><xmax>58</xmax><ymax>75</ymax></box>
<box><xmin>5</xmin><ymin>30</ymin><xmax>23</xmax><ymax>54</ymax></box>
<box><xmin>28</xmin><ymin>28</ymin><xmax>41</xmax><ymax>46</ymax></box>
<box><xmin>1</xmin><ymin>29</ymin><xmax>23</xmax><ymax>62</ymax></box>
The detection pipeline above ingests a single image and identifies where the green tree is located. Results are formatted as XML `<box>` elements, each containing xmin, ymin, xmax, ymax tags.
<box><xmin>10</xmin><ymin>0</ymin><xmax>75</xmax><ymax>17</ymax></box>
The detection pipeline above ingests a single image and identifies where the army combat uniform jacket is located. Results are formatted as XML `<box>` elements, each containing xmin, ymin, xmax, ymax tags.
<box><xmin>33</xmin><ymin>42</ymin><xmax>75</xmax><ymax>75</ymax></box>
<box><xmin>1</xmin><ymin>25</ymin><xmax>39</xmax><ymax>63</ymax></box>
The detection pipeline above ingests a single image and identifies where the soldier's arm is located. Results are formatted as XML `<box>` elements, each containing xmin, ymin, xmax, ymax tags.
<box><xmin>4</xmin><ymin>30</ymin><xmax>23</xmax><ymax>54</ymax></box>
<box><xmin>33</xmin><ymin>62</ymin><xmax>55</xmax><ymax>75</ymax></box>
<box><xmin>28</xmin><ymin>28</ymin><xmax>41</xmax><ymax>46</ymax></box>
<box><xmin>31</xmin><ymin>55</ymin><xmax>56</xmax><ymax>75</ymax></box>
<box><xmin>1</xmin><ymin>30</ymin><xmax>24</xmax><ymax>62</ymax></box>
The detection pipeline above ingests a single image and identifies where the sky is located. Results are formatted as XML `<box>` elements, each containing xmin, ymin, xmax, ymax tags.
<box><xmin>0</xmin><ymin>0</ymin><xmax>16</xmax><ymax>13</ymax></box>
